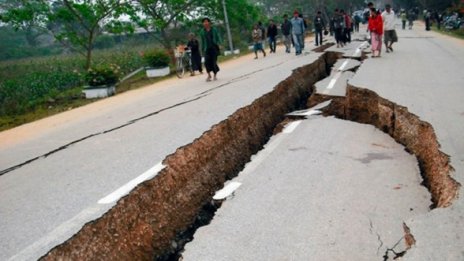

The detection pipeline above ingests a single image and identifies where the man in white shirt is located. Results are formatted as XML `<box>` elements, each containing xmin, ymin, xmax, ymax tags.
<box><xmin>381</xmin><ymin>4</ymin><xmax>397</xmax><ymax>53</ymax></box>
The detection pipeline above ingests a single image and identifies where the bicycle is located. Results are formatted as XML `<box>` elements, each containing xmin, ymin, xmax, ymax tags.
<box><xmin>175</xmin><ymin>47</ymin><xmax>193</xmax><ymax>78</ymax></box>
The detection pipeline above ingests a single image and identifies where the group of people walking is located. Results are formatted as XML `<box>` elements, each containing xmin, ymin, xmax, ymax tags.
<box><xmin>182</xmin><ymin>18</ymin><xmax>222</xmax><ymax>82</ymax></box>
<box><xmin>331</xmin><ymin>9</ymin><xmax>353</xmax><ymax>48</ymax></box>
<box><xmin>253</xmin><ymin>10</ymin><xmax>307</xmax><ymax>58</ymax></box>
<box><xmin>367</xmin><ymin>2</ymin><xmax>398</xmax><ymax>58</ymax></box>
<box><xmin>188</xmin><ymin>2</ymin><xmax>400</xmax><ymax>82</ymax></box>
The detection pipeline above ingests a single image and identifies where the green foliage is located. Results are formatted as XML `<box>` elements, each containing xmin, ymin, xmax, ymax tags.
<box><xmin>1</xmin><ymin>0</ymin><xmax>135</xmax><ymax>69</ymax></box>
<box><xmin>85</xmin><ymin>63</ymin><xmax>121</xmax><ymax>86</ymax></box>
<box><xmin>133</xmin><ymin>0</ymin><xmax>217</xmax><ymax>48</ymax></box>
<box><xmin>0</xmin><ymin>46</ymin><xmax>150</xmax><ymax>117</ymax></box>
<box><xmin>195</xmin><ymin>0</ymin><xmax>265</xmax><ymax>49</ymax></box>
<box><xmin>143</xmin><ymin>49</ymin><xmax>171</xmax><ymax>68</ymax></box>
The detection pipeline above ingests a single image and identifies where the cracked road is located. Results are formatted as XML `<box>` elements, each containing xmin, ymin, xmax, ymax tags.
<box><xmin>0</xmin><ymin>43</ymin><xmax>316</xmax><ymax>260</ymax></box>
<box><xmin>1</xmin><ymin>21</ymin><xmax>464</xmax><ymax>260</ymax></box>
<box><xmin>183</xmin><ymin>24</ymin><xmax>464</xmax><ymax>260</ymax></box>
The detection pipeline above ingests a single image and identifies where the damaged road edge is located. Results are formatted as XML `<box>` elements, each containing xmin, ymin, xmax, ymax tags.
<box><xmin>40</xmin><ymin>53</ymin><xmax>334</xmax><ymax>260</ymax></box>
<box><xmin>310</xmin><ymin>85</ymin><xmax>461</xmax><ymax>208</ymax></box>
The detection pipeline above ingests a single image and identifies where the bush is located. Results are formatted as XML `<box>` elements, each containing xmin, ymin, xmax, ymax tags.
<box><xmin>143</xmin><ymin>49</ymin><xmax>170</xmax><ymax>68</ymax></box>
<box><xmin>85</xmin><ymin>63</ymin><xmax>121</xmax><ymax>86</ymax></box>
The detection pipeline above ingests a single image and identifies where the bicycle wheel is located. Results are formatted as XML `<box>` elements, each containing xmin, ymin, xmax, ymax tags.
<box><xmin>176</xmin><ymin>57</ymin><xmax>184</xmax><ymax>78</ymax></box>
<box><xmin>187</xmin><ymin>54</ymin><xmax>193</xmax><ymax>76</ymax></box>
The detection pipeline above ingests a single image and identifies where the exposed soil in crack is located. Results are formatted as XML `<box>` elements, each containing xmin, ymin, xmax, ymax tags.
<box><xmin>312</xmin><ymin>43</ymin><xmax>335</xmax><ymax>52</ymax></box>
<box><xmin>403</xmin><ymin>222</ymin><xmax>416</xmax><ymax>249</ymax></box>
<box><xmin>381</xmin><ymin>223</ymin><xmax>416</xmax><ymax>260</ymax></box>
<box><xmin>41</xmin><ymin>53</ymin><xmax>336</xmax><ymax>261</ymax></box>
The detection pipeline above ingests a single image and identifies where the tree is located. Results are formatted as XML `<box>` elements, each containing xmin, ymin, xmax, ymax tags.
<box><xmin>0</xmin><ymin>0</ymin><xmax>50</xmax><ymax>46</ymax></box>
<box><xmin>131</xmin><ymin>0</ymin><xmax>214</xmax><ymax>50</ymax></box>
<box><xmin>50</xmin><ymin>0</ymin><xmax>132</xmax><ymax>69</ymax></box>
<box><xmin>208</xmin><ymin>0</ymin><xmax>265</xmax><ymax>49</ymax></box>
<box><xmin>1</xmin><ymin>0</ymin><xmax>132</xmax><ymax>69</ymax></box>
<box><xmin>393</xmin><ymin>0</ymin><xmax>460</xmax><ymax>11</ymax></box>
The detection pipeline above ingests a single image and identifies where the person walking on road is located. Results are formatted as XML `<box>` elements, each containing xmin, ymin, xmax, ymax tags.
<box><xmin>187</xmin><ymin>33</ymin><xmax>203</xmax><ymax>76</ymax></box>
<box><xmin>291</xmin><ymin>10</ymin><xmax>305</xmax><ymax>55</ymax></box>
<box><xmin>368</xmin><ymin>8</ymin><xmax>383</xmax><ymax>58</ymax></box>
<box><xmin>408</xmin><ymin>9</ymin><xmax>415</xmax><ymax>30</ymax></box>
<box><xmin>435</xmin><ymin>11</ymin><xmax>443</xmax><ymax>30</ymax></box>
<box><xmin>258</xmin><ymin>21</ymin><xmax>266</xmax><ymax>49</ymax></box>
<box><xmin>425</xmin><ymin>10</ymin><xmax>432</xmax><ymax>31</ymax></box>
<box><xmin>332</xmin><ymin>9</ymin><xmax>346</xmax><ymax>48</ymax></box>
<box><xmin>364</xmin><ymin>2</ymin><xmax>374</xmax><ymax>32</ymax></box>
<box><xmin>314</xmin><ymin>11</ymin><xmax>325</xmax><ymax>46</ymax></box>
<box><xmin>252</xmin><ymin>24</ymin><xmax>266</xmax><ymax>59</ymax></box>
<box><xmin>382</xmin><ymin>4</ymin><xmax>397</xmax><ymax>53</ymax></box>
<box><xmin>200</xmin><ymin>17</ymin><xmax>221</xmax><ymax>82</ymax></box>
<box><xmin>353</xmin><ymin>13</ymin><xmax>361</xmax><ymax>32</ymax></box>
<box><xmin>281</xmin><ymin>14</ymin><xmax>292</xmax><ymax>53</ymax></box>
<box><xmin>400</xmin><ymin>10</ymin><xmax>407</xmax><ymax>30</ymax></box>
<box><xmin>267</xmin><ymin>20</ymin><xmax>278</xmax><ymax>53</ymax></box>
<box><xmin>342</xmin><ymin>9</ymin><xmax>352</xmax><ymax>44</ymax></box>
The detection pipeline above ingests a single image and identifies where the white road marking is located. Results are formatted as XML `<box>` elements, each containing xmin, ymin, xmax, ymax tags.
<box><xmin>322</xmin><ymin>71</ymin><xmax>343</xmax><ymax>95</ymax></box>
<box><xmin>283</xmin><ymin>120</ymin><xmax>303</xmax><ymax>134</ymax></box>
<box><xmin>286</xmin><ymin>109</ymin><xmax>321</xmax><ymax>117</ymax></box>
<box><xmin>354</xmin><ymin>41</ymin><xmax>368</xmax><ymax>57</ymax></box>
<box><xmin>338</xmin><ymin>60</ymin><xmax>350</xmax><ymax>71</ymax></box>
<box><xmin>213</xmin><ymin>182</ymin><xmax>242</xmax><ymax>200</ymax></box>
<box><xmin>98</xmin><ymin>162</ymin><xmax>166</xmax><ymax>204</ymax></box>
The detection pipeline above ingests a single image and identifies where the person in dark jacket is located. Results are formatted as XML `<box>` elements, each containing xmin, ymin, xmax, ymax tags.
<box><xmin>425</xmin><ymin>10</ymin><xmax>431</xmax><ymax>31</ymax></box>
<box><xmin>267</xmin><ymin>19</ymin><xmax>278</xmax><ymax>53</ymax></box>
<box><xmin>187</xmin><ymin>33</ymin><xmax>202</xmax><ymax>75</ymax></box>
<box><xmin>314</xmin><ymin>11</ymin><xmax>325</xmax><ymax>46</ymax></box>
<box><xmin>281</xmin><ymin>14</ymin><xmax>292</xmax><ymax>53</ymax></box>
<box><xmin>258</xmin><ymin>21</ymin><xmax>266</xmax><ymax>49</ymax></box>
<box><xmin>200</xmin><ymin>17</ymin><xmax>221</xmax><ymax>82</ymax></box>
<box><xmin>332</xmin><ymin>9</ymin><xmax>345</xmax><ymax>48</ymax></box>
<box><xmin>341</xmin><ymin>9</ymin><xmax>352</xmax><ymax>44</ymax></box>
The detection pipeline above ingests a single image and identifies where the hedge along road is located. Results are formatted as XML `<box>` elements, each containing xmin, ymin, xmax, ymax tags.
<box><xmin>0</xmin><ymin>36</ymin><xmax>324</xmax><ymax>260</ymax></box>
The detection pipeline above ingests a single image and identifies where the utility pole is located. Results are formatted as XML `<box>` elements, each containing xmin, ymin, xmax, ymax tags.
<box><xmin>221</xmin><ymin>0</ymin><xmax>234</xmax><ymax>52</ymax></box>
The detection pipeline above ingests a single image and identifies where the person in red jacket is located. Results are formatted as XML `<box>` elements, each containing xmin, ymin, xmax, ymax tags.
<box><xmin>368</xmin><ymin>8</ymin><xmax>383</xmax><ymax>57</ymax></box>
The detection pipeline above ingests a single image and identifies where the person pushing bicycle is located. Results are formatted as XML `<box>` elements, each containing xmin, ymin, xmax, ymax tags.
<box><xmin>187</xmin><ymin>33</ymin><xmax>203</xmax><ymax>76</ymax></box>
